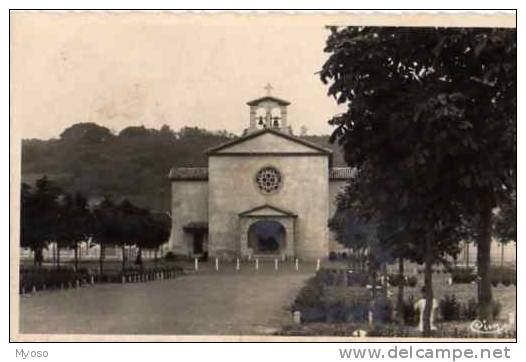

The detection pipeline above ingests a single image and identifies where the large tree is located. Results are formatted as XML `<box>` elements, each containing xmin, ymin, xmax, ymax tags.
<box><xmin>20</xmin><ymin>177</ymin><xmax>62</xmax><ymax>267</ymax></box>
<box><xmin>321</xmin><ymin>26</ymin><xmax>515</xmax><ymax>332</ymax></box>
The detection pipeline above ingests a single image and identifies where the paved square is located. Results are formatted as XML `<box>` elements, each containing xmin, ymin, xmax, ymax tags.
<box><xmin>20</xmin><ymin>262</ymin><xmax>314</xmax><ymax>335</ymax></box>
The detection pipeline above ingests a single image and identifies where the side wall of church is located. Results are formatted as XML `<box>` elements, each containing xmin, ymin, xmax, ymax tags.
<box><xmin>169</xmin><ymin>181</ymin><xmax>208</xmax><ymax>255</ymax></box>
<box><xmin>328</xmin><ymin>180</ymin><xmax>348</xmax><ymax>252</ymax></box>
<box><xmin>208</xmin><ymin>155</ymin><xmax>329</xmax><ymax>260</ymax></box>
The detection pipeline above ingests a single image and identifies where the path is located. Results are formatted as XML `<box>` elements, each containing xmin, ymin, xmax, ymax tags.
<box><xmin>19</xmin><ymin>261</ymin><xmax>314</xmax><ymax>335</ymax></box>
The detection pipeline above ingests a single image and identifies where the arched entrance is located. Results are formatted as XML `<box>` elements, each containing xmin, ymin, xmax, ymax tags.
<box><xmin>248</xmin><ymin>220</ymin><xmax>286</xmax><ymax>255</ymax></box>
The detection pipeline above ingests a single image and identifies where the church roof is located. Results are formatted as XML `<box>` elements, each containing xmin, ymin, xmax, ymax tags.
<box><xmin>205</xmin><ymin>128</ymin><xmax>332</xmax><ymax>155</ymax></box>
<box><xmin>329</xmin><ymin>167</ymin><xmax>356</xmax><ymax>180</ymax></box>
<box><xmin>246</xmin><ymin>96</ymin><xmax>290</xmax><ymax>106</ymax></box>
<box><xmin>168</xmin><ymin>167</ymin><xmax>208</xmax><ymax>180</ymax></box>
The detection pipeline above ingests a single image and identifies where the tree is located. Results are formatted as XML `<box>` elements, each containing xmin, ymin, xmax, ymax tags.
<box><xmin>60</xmin><ymin>122</ymin><xmax>113</xmax><ymax>143</ymax></box>
<box><xmin>20</xmin><ymin>177</ymin><xmax>62</xmax><ymax>267</ymax></box>
<box><xmin>56</xmin><ymin>192</ymin><xmax>92</xmax><ymax>270</ymax></box>
<box><xmin>320</xmin><ymin>26</ymin><xmax>516</xmax><ymax>333</ymax></box>
<box><xmin>118</xmin><ymin>199</ymin><xmax>149</xmax><ymax>272</ymax></box>
<box><xmin>493</xmin><ymin>193</ymin><xmax>516</xmax><ymax>267</ymax></box>
<box><xmin>136</xmin><ymin>212</ymin><xmax>171</xmax><ymax>267</ymax></box>
<box><xmin>92</xmin><ymin>197</ymin><xmax>119</xmax><ymax>275</ymax></box>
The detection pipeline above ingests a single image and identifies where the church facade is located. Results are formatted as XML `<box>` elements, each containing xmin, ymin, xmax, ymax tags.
<box><xmin>168</xmin><ymin>93</ymin><xmax>353</xmax><ymax>260</ymax></box>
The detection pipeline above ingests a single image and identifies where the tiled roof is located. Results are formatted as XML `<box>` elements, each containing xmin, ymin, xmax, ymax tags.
<box><xmin>329</xmin><ymin>167</ymin><xmax>355</xmax><ymax>180</ymax></box>
<box><xmin>169</xmin><ymin>166</ymin><xmax>355</xmax><ymax>181</ymax></box>
<box><xmin>168</xmin><ymin>167</ymin><xmax>208</xmax><ymax>180</ymax></box>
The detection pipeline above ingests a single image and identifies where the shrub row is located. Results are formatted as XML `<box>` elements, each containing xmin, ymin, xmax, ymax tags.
<box><xmin>19</xmin><ymin>266</ymin><xmax>183</xmax><ymax>294</ymax></box>
<box><xmin>448</xmin><ymin>266</ymin><xmax>516</xmax><ymax>286</ymax></box>
<box><xmin>387</xmin><ymin>274</ymin><xmax>418</xmax><ymax>287</ymax></box>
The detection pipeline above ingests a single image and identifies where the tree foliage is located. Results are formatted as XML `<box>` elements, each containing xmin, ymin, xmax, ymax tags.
<box><xmin>321</xmin><ymin>26</ymin><xmax>516</xmax><ymax>331</ymax></box>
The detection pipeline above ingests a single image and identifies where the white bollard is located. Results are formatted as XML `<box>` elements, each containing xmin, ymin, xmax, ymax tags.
<box><xmin>368</xmin><ymin>311</ymin><xmax>374</xmax><ymax>327</ymax></box>
<box><xmin>194</xmin><ymin>257</ymin><xmax>199</xmax><ymax>271</ymax></box>
<box><xmin>76</xmin><ymin>280</ymin><xmax>80</xmax><ymax>288</ymax></box>
<box><xmin>448</xmin><ymin>277</ymin><xmax>453</xmax><ymax>286</ymax></box>
<box><xmin>32</xmin><ymin>285</ymin><xmax>37</xmax><ymax>294</ymax></box>
<box><xmin>236</xmin><ymin>258</ymin><xmax>240</xmax><ymax>271</ymax></box>
<box><xmin>316</xmin><ymin>259</ymin><xmax>321</xmax><ymax>271</ymax></box>
<box><xmin>121</xmin><ymin>275</ymin><xmax>126</xmax><ymax>284</ymax></box>
<box><xmin>281</xmin><ymin>254</ymin><xmax>286</xmax><ymax>262</ymax></box>
<box><xmin>295</xmin><ymin>258</ymin><xmax>299</xmax><ymax>271</ymax></box>
<box><xmin>90</xmin><ymin>275</ymin><xmax>94</xmax><ymax>285</ymax></box>
<box><xmin>215</xmin><ymin>257</ymin><xmax>219</xmax><ymax>271</ymax></box>
<box><xmin>293</xmin><ymin>311</ymin><xmax>301</xmax><ymax>324</ymax></box>
<box><xmin>255</xmin><ymin>258</ymin><xmax>259</xmax><ymax>271</ymax></box>
<box><xmin>274</xmin><ymin>258</ymin><xmax>278</xmax><ymax>271</ymax></box>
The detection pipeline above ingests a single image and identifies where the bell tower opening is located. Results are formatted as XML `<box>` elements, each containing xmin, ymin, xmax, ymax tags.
<box><xmin>245</xmin><ymin>84</ymin><xmax>291</xmax><ymax>135</ymax></box>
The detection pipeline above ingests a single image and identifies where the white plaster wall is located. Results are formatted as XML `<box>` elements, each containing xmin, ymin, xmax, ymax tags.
<box><xmin>208</xmin><ymin>155</ymin><xmax>329</xmax><ymax>260</ymax></box>
<box><xmin>169</xmin><ymin>181</ymin><xmax>208</xmax><ymax>255</ymax></box>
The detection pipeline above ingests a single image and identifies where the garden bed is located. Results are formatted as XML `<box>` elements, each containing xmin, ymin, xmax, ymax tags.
<box><xmin>19</xmin><ymin>264</ymin><xmax>184</xmax><ymax>294</ymax></box>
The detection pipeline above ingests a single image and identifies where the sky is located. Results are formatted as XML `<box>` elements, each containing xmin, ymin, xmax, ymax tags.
<box><xmin>11</xmin><ymin>12</ymin><xmax>351</xmax><ymax>140</ymax></box>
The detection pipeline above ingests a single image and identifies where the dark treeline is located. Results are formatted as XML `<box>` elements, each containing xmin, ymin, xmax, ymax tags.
<box><xmin>21</xmin><ymin>176</ymin><xmax>170</xmax><ymax>274</ymax></box>
<box><xmin>22</xmin><ymin>123</ymin><xmax>344</xmax><ymax>211</ymax></box>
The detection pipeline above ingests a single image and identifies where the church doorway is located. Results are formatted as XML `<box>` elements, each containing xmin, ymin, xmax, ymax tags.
<box><xmin>248</xmin><ymin>220</ymin><xmax>286</xmax><ymax>255</ymax></box>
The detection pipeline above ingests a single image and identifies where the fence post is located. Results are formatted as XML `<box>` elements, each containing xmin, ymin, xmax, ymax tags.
<box><xmin>194</xmin><ymin>257</ymin><xmax>199</xmax><ymax>271</ymax></box>
<box><xmin>255</xmin><ymin>258</ymin><xmax>259</xmax><ymax>271</ymax></box>
<box><xmin>215</xmin><ymin>257</ymin><xmax>219</xmax><ymax>271</ymax></box>
<box><xmin>274</xmin><ymin>258</ymin><xmax>278</xmax><ymax>271</ymax></box>
<box><xmin>295</xmin><ymin>258</ymin><xmax>299</xmax><ymax>271</ymax></box>
<box><xmin>236</xmin><ymin>258</ymin><xmax>240</xmax><ymax>271</ymax></box>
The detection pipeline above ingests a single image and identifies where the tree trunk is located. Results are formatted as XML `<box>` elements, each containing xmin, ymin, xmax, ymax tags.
<box><xmin>121</xmin><ymin>244</ymin><xmax>126</xmax><ymax>273</ymax></box>
<box><xmin>33</xmin><ymin>246</ymin><xmax>43</xmax><ymax>268</ymax></box>
<box><xmin>137</xmin><ymin>247</ymin><xmax>143</xmax><ymax>270</ymax></box>
<box><xmin>99</xmin><ymin>244</ymin><xmax>105</xmax><ymax>275</ymax></box>
<box><xmin>500</xmin><ymin>243</ymin><xmax>504</xmax><ymax>269</ymax></box>
<box><xmin>465</xmin><ymin>241</ymin><xmax>470</xmax><ymax>266</ymax></box>
<box><xmin>423</xmin><ymin>236</ymin><xmax>433</xmax><ymax>337</ymax></box>
<box><xmin>74</xmin><ymin>243</ymin><xmax>79</xmax><ymax>271</ymax></box>
<box><xmin>396</xmin><ymin>257</ymin><xmax>405</xmax><ymax>325</ymax></box>
<box><xmin>477</xmin><ymin>204</ymin><xmax>493</xmax><ymax>321</ymax></box>
<box><xmin>56</xmin><ymin>243</ymin><xmax>61</xmax><ymax>269</ymax></box>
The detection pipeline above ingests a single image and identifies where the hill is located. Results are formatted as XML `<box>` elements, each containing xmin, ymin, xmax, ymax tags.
<box><xmin>21</xmin><ymin>123</ymin><xmax>345</xmax><ymax>211</ymax></box>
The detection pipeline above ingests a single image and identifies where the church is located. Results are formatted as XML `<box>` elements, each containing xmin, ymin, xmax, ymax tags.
<box><xmin>168</xmin><ymin>89</ymin><xmax>353</xmax><ymax>261</ymax></box>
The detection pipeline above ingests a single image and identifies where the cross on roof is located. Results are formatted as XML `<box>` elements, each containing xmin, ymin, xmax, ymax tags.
<box><xmin>264</xmin><ymin>83</ymin><xmax>273</xmax><ymax>96</ymax></box>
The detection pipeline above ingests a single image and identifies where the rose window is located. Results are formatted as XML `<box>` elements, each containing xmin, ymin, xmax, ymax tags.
<box><xmin>255</xmin><ymin>166</ymin><xmax>282</xmax><ymax>193</ymax></box>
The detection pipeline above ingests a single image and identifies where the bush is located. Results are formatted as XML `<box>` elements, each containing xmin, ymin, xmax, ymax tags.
<box><xmin>20</xmin><ymin>267</ymin><xmax>91</xmax><ymax>292</ymax></box>
<box><xmin>347</xmin><ymin>271</ymin><xmax>368</xmax><ymax>287</ymax></box>
<box><xmin>462</xmin><ymin>298</ymin><xmax>478</xmax><ymax>320</ymax></box>
<box><xmin>164</xmin><ymin>251</ymin><xmax>178</xmax><ymax>261</ymax></box>
<box><xmin>456</xmin><ymin>298</ymin><xmax>502</xmax><ymax>321</ymax></box>
<box><xmin>439</xmin><ymin>294</ymin><xmax>462</xmax><ymax>321</ymax></box>
<box><xmin>401</xmin><ymin>295</ymin><xmax>417</xmax><ymax>326</ymax></box>
<box><xmin>372</xmin><ymin>296</ymin><xmax>393</xmax><ymax>324</ymax></box>
<box><xmin>450</xmin><ymin>267</ymin><xmax>477</xmax><ymax>284</ymax></box>
<box><xmin>388</xmin><ymin>274</ymin><xmax>417</xmax><ymax>287</ymax></box>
